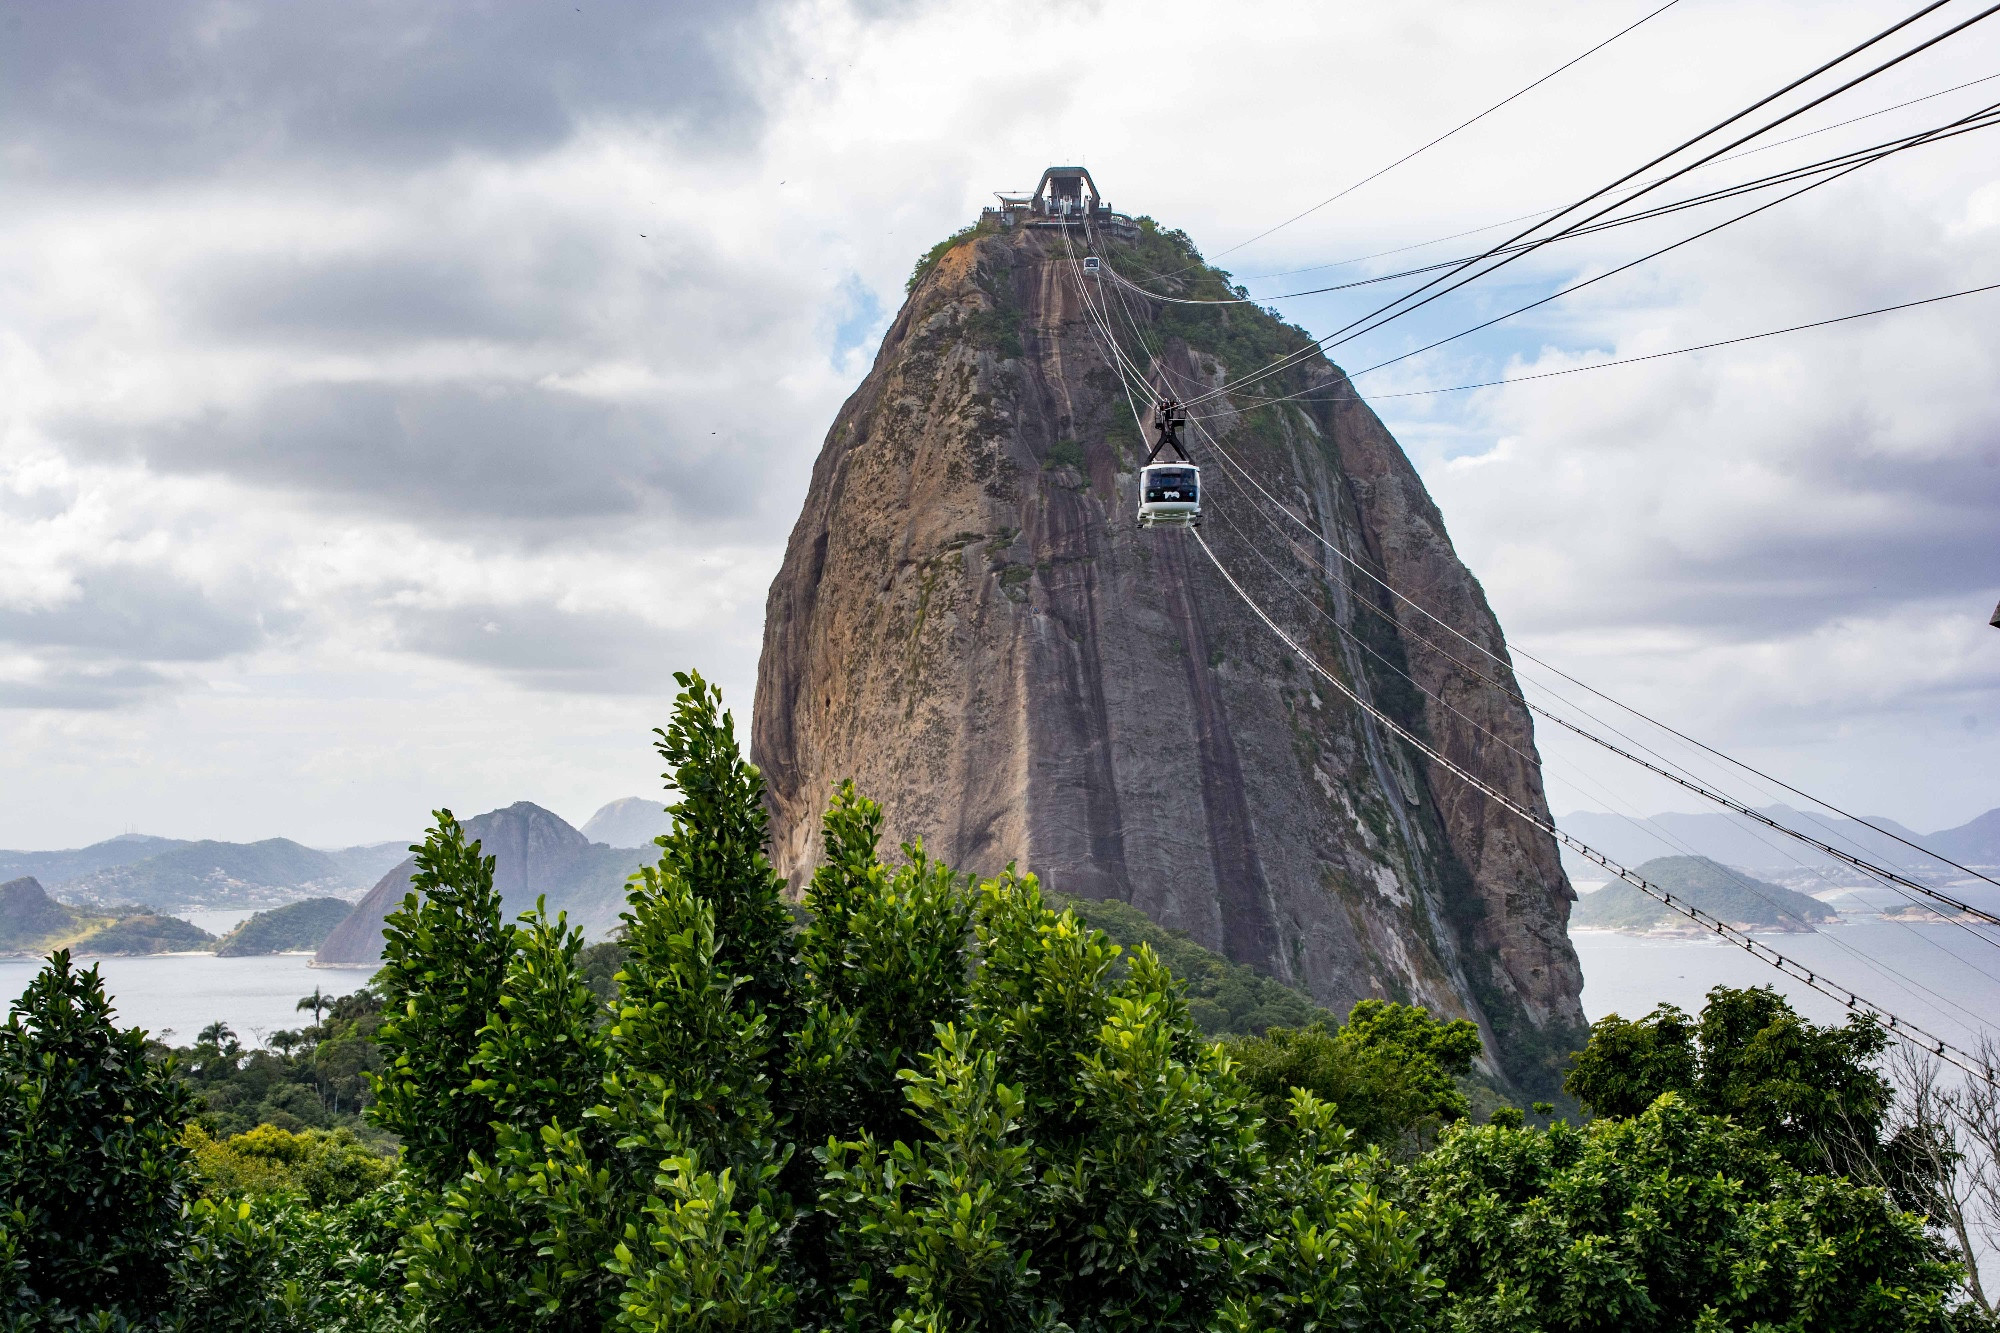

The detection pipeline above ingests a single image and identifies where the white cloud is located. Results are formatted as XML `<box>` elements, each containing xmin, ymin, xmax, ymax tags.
<box><xmin>0</xmin><ymin>0</ymin><xmax>1995</xmax><ymax>845</ymax></box>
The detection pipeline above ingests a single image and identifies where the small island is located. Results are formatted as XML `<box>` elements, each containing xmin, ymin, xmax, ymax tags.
<box><xmin>1573</xmin><ymin>855</ymin><xmax>1838</xmax><ymax>935</ymax></box>
<box><xmin>0</xmin><ymin>876</ymin><xmax>216</xmax><ymax>956</ymax></box>
<box><xmin>213</xmin><ymin>898</ymin><xmax>355</xmax><ymax>956</ymax></box>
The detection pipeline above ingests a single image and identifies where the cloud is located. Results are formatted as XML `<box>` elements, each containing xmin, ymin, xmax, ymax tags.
<box><xmin>0</xmin><ymin>0</ymin><xmax>780</xmax><ymax>182</ymax></box>
<box><xmin>79</xmin><ymin>379</ymin><xmax>761</xmax><ymax>527</ymax></box>
<box><xmin>0</xmin><ymin>0</ymin><xmax>1994</xmax><ymax>845</ymax></box>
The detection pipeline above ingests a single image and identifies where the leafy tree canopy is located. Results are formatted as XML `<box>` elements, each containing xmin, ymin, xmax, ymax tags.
<box><xmin>1230</xmin><ymin>1000</ymin><xmax>1483</xmax><ymax>1155</ymax></box>
<box><xmin>1566</xmin><ymin>984</ymin><xmax>1896</xmax><ymax>1177</ymax></box>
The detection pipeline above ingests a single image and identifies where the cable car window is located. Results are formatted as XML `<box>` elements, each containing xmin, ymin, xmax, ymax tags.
<box><xmin>1144</xmin><ymin>470</ymin><xmax>1197</xmax><ymax>500</ymax></box>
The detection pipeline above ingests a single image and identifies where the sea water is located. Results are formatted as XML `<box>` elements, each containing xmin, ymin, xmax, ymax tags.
<box><xmin>1573</xmin><ymin>917</ymin><xmax>2000</xmax><ymax>1052</ymax></box>
<box><xmin>4</xmin><ymin>917</ymin><xmax>1995</xmax><ymax>1055</ymax></box>
<box><xmin>0</xmin><ymin>953</ymin><xmax>377</xmax><ymax>1046</ymax></box>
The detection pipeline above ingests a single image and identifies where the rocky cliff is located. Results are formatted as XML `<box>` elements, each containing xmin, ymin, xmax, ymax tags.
<box><xmin>313</xmin><ymin>803</ymin><xmax>648</xmax><ymax>965</ymax></box>
<box><xmin>751</xmin><ymin>213</ymin><xmax>1586</xmax><ymax>1092</ymax></box>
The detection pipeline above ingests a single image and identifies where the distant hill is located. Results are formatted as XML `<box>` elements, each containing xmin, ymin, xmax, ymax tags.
<box><xmin>315</xmin><ymin>803</ymin><xmax>652</xmax><ymax>966</ymax></box>
<box><xmin>322</xmin><ymin>842</ymin><xmax>413</xmax><ymax>886</ymax></box>
<box><xmin>0</xmin><ymin>835</ymin><xmax>189</xmax><ymax>889</ymax></box>
<box><xmin>0</xmin><ymin>876</ymin><xmax>89</xmax><ymax>952</ymax></box>
<box><xmin>73</xmin><ymin>909</ymin><xmax>216</xmax><ymax>956</ymax></box>
<box><xmin>62</xmin><ymin>838</ymin><xmax>352</xmax><ymax>911</ymax></box>
<box><xmin>580</xmin><ymin>797</ymin><xmax>670</xmax><ymax>849</ymax></box>
<box><xmin>1556</xmin><ymin>806</ymin><xmax>2000</xmax><ymax>880</ymax></box>
<box><xmin>1573</xmin><ymin>856</ymin><xmax>1837</xmax><ymax>934</ymax></box>
<box><xmin>215</xmin><ymin>898</ymin><xmax>355</xmax><ymax>956</ymax></box>
<box><xmin>0</xmin><ymin>876</ymin><xmax>214</xmax><ymax>956</ymax></box>
<box><xmin>1928</xmin><ymin>808</ymin><xmax>2000</xmax><ymax>864</ymax></box>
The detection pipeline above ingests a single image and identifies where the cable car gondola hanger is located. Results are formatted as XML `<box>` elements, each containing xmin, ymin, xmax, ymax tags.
<box><xmin>1137</xmin><ymin>396</ymin><xmax>1200</xmax><ymax>528</ymax></box>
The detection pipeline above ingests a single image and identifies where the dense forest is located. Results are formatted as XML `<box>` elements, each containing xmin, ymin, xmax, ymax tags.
<box><xmin>2</xmin><ymin>672</ymin><xmax>1996</xmax><ymax>1330</ymax></box>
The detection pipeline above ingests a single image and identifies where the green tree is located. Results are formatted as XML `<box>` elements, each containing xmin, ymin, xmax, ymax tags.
<box><xmin>0</xmin><ymin>950</ymin><xmax>197</xmax><ymax>1323</ymax></box>
<box><xmin>367</xmin><ymin>810</ymin><xmax>517</xmax><ymax>1190</ymax></box>
<box><xmin>1566</xmin><ymin>984</ymin><xmax>1896</xmax><ymax>1177</ymax></box>
<box><xmin>650</xmin><ymin>669</ymin><xmax>795</xmax><ymax>1024</ymax></box>
<box><xmin>471</xmin><ymin>898</ymin><xmax>607</xmax><ymax>1136</ymax></box>
<box><xmin>400</xmin><ymin>900</ymin><xmax>616</xmax><ymax>1332</ymax></box>
<box><xmin>599</xmin><ymin>864</ymin><xmax>794</xmax><ymax>1331</ymax></box>
<box><xmin>1409</xmin><ymin>1092</ymin><xmax>1961</xmax><ymax>1332</ymax></box>
<box><xmin>1216</xmin><ymin>1090</ymin><xmax>1438</xmax><ymax>1333</ymax></box>
<box><xmin>1231</xmin><ymin>999</ymin><xmax>1483</xmax><ymax>1155</ymax></box>
<box><xmin>791</xmin><ymin>781</ymin><xmax>972</xmax><ymax>1147</ymax></box>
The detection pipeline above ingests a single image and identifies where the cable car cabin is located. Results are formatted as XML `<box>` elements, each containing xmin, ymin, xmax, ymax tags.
<box><xmin>1083</xmin><ymin>256</ymin><xmax>1100</xmax><ymax>273</ymax></box>
<box><xmin>1138</xmin><ymin>463</ymin><xmax>1201</xmax><ymax>527</ymax></box>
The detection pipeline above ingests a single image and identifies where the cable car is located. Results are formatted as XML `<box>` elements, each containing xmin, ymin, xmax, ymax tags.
<box><xmin>1083</xmin><ymin>256</ymin><xmax>1100</xmax><ymax>273</ymax></box>
<box><xmin>1137</xmin><ymin>397</ymin><xmax>1200</xmax><ymax>527</ymax></box>
<box><xmin>1138</xmin><ymin>462</ymin><xmax>1200</xmax><ymax>527</ymax></box>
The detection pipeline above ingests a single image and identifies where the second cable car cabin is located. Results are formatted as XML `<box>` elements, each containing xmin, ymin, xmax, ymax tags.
<box><xmin>1137</xmin><ymin>398</ymin><xmax>1200</xmax><ymax>527</ymax></box>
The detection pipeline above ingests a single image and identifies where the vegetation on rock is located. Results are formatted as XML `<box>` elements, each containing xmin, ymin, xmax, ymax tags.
<box><xmin>216</xmin><ymin>898</ymin><xmax>357</xmax><ymax>955</ymax></box>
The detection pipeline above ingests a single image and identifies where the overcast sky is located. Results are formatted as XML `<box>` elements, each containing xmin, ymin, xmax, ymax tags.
<box><xmin>1</xmin><ymin>0</ymin><xmax>1994</xmax><ymax>850</ymax></box>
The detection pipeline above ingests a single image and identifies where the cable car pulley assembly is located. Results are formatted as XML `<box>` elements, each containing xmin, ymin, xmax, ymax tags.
<box><xmin>1137</xmin><ymin>397</ymin><xmax>1201</xmax><ymax>528</ymax></box>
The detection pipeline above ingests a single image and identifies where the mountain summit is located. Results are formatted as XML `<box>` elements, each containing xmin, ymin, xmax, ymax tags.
<box><xmin>751</xmin><ymin>201</ymin><xmax>1586</xmax><ymax>1091</ymax></box>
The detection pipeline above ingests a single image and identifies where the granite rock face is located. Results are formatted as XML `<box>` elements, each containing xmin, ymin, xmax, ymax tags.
<box><xmin>751</xmin><ymin>219</ymin><xmax>1585</xmax><ymax>1091</ymax></box>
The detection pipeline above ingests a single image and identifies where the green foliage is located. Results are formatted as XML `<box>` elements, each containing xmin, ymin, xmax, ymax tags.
<box><xmin>792</xmin><ymin>782</ymin><xmax>972</xmax><ymax>1146</ymax></box>
<box><xmin>0</xmin><ymin>949</ymin><xmax>196</xmax><ymax>1323</ymax></box>
<box><xmin>404</xmin><ymin>1122</ymin><xmax>623</xmax><ymax>1333</ymax></box>
<box><xmin>1409</xmin><ymin>1092</ymin><xmax>1960</xmax><ymax>1332</ymax></box>
<box><xmin>367</xmin><ymin>809</ymin><xmax>516</xmax><ymax>1190</ymax></box>
<box><xmin>170</xmin><ymin>1181</ymin><xmax>424</xmax><ymax>1333</ymax></box>
<box><xmin>184</xmin><ymin>1123</ymin><xmax>390</xmax><ymax>1208</ymax></box>
<box><xmin>1566</xmin><ymin>984</ymin><xmax>1896</xmax><ymax>1177</ymax></box>
<box><xmin>1054</xmin><ymin>891</ymin><xmax>1328</xmax><ymax>1036</ymax></box>
<box><xmin>471</xmin><ymin>898</ymin><xmax>607</xmax><ymax>1136</ymax></box>
<box><xmin>214</xmin><ymin>898</ymin><xmax>355</xmax><ymax>957</ymax></box>
<box><xmin>818</xmin><ymin>1026</ymin><xmax>1043</xmax><ymax>1333</ymax></box>
<box><xmin>1217</xmin><ymin>1091</ymin><xmax>1439</xmax><ymax>1333</ymax></box>
<box><xmin>1231</xmin><ymin>1000</ymin><xmax>1482</xmax><ymax>1155</ymax></box>
<box><xmin>175</xmin><ymin>985</ymin><xmax>386</xmax><ymax>1135</ymax></box>
<box><xmin>0</xmin><ymin>671</ymin><xmax>1983</xmax><ymax>1331</ymax></box>
<box><xmin>906</xmin><ymin>220</ymin><xmax>990</xmax><ymax>294</ymax></box>
<box><xmin>1042</xmin><ymin>437</ymin><xmax>1087</xmax><ymax>471</ymax></box>
<box><xmin>650</xmin><ymin>670</ymin><xmax>794</xmax><ymax>1024</ymax></box>
<box><xmin>602</xmin><ymin>848</ymin><xmax>780</xmax><ymax>1179</ymax></box>
<box><xmin>612</xmin><ymin>1153</ymin><xmax>795</xmax><ymax>1333</ymax></box>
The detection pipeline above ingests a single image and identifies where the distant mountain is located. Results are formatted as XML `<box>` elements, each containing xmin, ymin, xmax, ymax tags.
<box><xmin>1928</xmin><ymin>808</ymin><xmax>2000</xmax><ymax>865</ymax></box>
<box><xmin>215</xmin><ymin>898</ymin><xmax>355</xmax><ymax>956</ymax></box>
<box><xmin>321</xmin><ymin>842</ymin><xmax>413</xmax><ymax>886</ymax></box>
<box><xmin>580</xmin><ymin>797</ymin><xmax>670</xmax><ymax>849</ymax></box>
<box><xmin>60</xmin><ymin>838</ymin><xmax>354</xmax><ymax>911</ymax></box>
<box><xmin>0</xmin><ymin>835</ymin><xmax>189</xmax><ymax>889</ymax></box>
<box><xmin>1573</xmin><ymin>856</ymin><xmax>1838</xmax><ymax>934</ymax></box>
<box><xmin>0</xmin><ymin>876</ymin><xmax>88</xmax><ymax>952</ymax></box>
<box><xmin>0</xmin><ymin>876</ymin><xmax>214</xmax><ymax>956</ymax></box>
<box><xmin>72</xmin><ymin>909</ymin><xmax>215</xmax><ymax>956</ymax></box>
<box><xmin>1556</xmin><ymin>805</ymin><xmax>2000</xmax><ymax>879</ymax></box>
<box><xmin>315</xmin><ymin>803</ymin><xmax>651</xmax><ymax>966</ymax></box>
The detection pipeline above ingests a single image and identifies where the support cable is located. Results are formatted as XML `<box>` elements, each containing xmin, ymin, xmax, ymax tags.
<box><xmin>1182</xmin><ymin>0</ymin><xmax>2000</xmax><ymax>407</ymax></box>
<box><xmin>1188</xmin><ymin>525</ymin><xmax>2000</xmax><ymax>1087</ymax></box>
<box><xmin>1189</xmin><ymin>278</ymin><xmax>2000</xmax><ymax>411</ymax></box>
<box><xmin>1192</xmin><ymin>83</ymin><xmax>2000</xmax><ymax>406</ymax></box>
<box><xmin>1184</xmin><ymin>412</ymin><xmax>2000</xmax><ymax>897</ymax></box>
<box><xmin>1206</xmin><ymin>0</ymin><xmax>1686</xmax><ymax>262</ymax></box>
<box><xmin>1236</xmin><ymin>66</ymin><xmax>2000</xmax><ymax>286</ymax></box>
<box><xmin>1110</xmin><ymin>104</ymin><xmax>2000</xmax><ymax>308</ymax></box>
